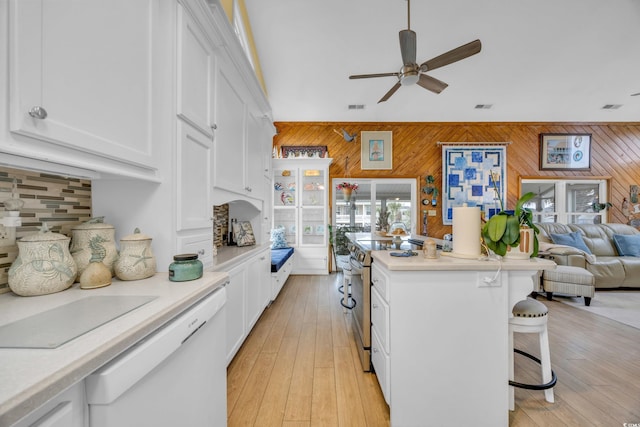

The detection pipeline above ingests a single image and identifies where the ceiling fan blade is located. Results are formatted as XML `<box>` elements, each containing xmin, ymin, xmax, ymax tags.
<box><xmin>417</xmin><ymin>74</ymin><xmax>448</xmax><ymax>94</ymax></box>
<box><xmin>378</xmin><ymin>82</ymin><xmax>402</xmax><ymax>103</ymax></box>
<box><xmin>399</xmin><ymin>29</ymin><xmax>416</xmax><ymax>65</ymax></box>
<box><xmin>420</xmin><ymin>39</ymin><xmax>482</xmax><ymax>72</ymax></box>
<box><xmin>349</xmin><ymin>72</ymin><xmax>399</xmax><ymax>79</ymax></box>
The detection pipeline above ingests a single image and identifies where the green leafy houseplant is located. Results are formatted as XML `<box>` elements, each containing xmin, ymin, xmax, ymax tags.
<box><xmin>481</xmin><ymin>180</ymin><xmax>539</xmax><ymax>257</ymax></box>
<box><xmin>591</xmin><ymin>201</ymin><xmax>612</xmax><ymax>212</ymax></box>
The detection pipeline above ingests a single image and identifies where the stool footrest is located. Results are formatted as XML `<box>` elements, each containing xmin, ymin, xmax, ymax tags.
<box><xmin>509</xmin><ymin>348</ymin><xmax>557</xmax><ymax>391</ymax></box>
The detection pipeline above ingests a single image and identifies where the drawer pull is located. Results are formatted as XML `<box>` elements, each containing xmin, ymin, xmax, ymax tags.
<box><xmin>373</xmin><ymin>303</ymin><xmax>379</xmax><ymax>309</ymax></box>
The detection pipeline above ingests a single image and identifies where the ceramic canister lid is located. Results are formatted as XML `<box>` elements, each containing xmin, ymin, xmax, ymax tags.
<box><xmin>120</xmin><ymin>228</ymin><xmax>152</xmax><ymax>241</ymax></box>
<box><xmin>71</xmin><ymin>216</ymin><xmax>114</xmax><ymax>230</ymax></box>
<box><xmin>20</xmin><ymin>224</ymin><xmax>69</xmax><ymax>242</ymax></box>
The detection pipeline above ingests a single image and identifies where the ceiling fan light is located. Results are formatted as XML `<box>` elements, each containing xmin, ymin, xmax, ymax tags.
<box><xmin>401</xmin><ymin>73</ymin><xmax>419</xmax><ymax>86</ymax></box>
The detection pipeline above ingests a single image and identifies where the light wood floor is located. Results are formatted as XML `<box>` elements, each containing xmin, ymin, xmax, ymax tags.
<box><xmin>227</xmin><ymin>274</ymin><xmax>640</xmax><ymax>426</ymax></box>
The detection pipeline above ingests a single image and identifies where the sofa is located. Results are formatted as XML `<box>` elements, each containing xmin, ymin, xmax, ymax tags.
<box><xmin>535</xmin><ymin>222</ymin><xmax>640</xmax><ymax>288</ymax></box>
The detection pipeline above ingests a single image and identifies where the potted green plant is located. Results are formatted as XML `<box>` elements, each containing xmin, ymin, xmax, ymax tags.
<box><xmin>591</xmin><ymin>199</ymin><xmax>612</xmax><ymax>224</ymax></box>
<box><xmin>481</xmin><ymin>173</ymin><xmax>539</xmax><ymax>257</ymax></box>
<box><xmin>591</xmin><ymin>200</ymin><xmax>612</xmax><ymax>212</ymax></box>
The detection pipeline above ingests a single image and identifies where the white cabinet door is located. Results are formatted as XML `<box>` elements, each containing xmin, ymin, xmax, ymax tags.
<box><xmin>8</xmin><ymin>0</ymin><xmax>158</xmax><ymax>169</ymax></box>
<box><xmin>246</xmin><ymin>249</ymin><xmax>269</xmax><ymax>330</ymax></box>
<box><xmin>225</xmin><ymin>264</ymin><xmax>246</xmax><ymax>365</ymax></box>
<box><xmin>177</xmin><ymin>3</ymin><xmax>216</xmax><ymax>138</ymax></box>
<box><xmin>12</xmin><ymin>381</ymin><xmax>85</xmax><ymax>427</ymax></box>
<box><xmin>212</xmin><ymin>63</ymin><xmax>246</xmax><ymax>195</ymax></box>
<box><xmin>246</xmin><ymin>112</ymin><xmax>265</xmax><ymax>200</ymax></box>
<box><xmin>176</xmin><ymin>121</ymin><xmax>212</xmax><ymax>231</ymax></box>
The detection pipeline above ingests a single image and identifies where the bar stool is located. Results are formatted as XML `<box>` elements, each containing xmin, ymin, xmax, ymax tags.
<box><xmin>336</xmin><ymin>255</ymin><xmax>354</xmax><ymax>310</ymax></box>
<box><xmin>509</xmin><ymin>298</ymin><xmax>556</xmax><ymax>411</ymax></box>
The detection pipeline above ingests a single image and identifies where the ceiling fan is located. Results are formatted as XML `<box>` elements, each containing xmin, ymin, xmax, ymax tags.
<box><xmin>349</xmin><ymin>0</ymin><xmax>481</xmax><ymax>103</ymax></box>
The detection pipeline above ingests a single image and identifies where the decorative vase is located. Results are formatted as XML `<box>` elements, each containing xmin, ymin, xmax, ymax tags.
<box><xmin>8</xmin><ymin>225</ymin><xmax>77</xmax><ymax>296</ymax></box>
<box><xmin>70</xmin><ymin>217</ymin><xmax>118</xmax><ymax>279</ymax></box>
<box><xmin>114</xmin><ymin>228</ymin><xmax>157</xmax><ymax>281</ymax></box>
<box><xmin>342</xmin><ymin>188</ymin><xmax>352</xmax><ymax>201</ymax></box>
<box><xmin>504</xmin><ymin>227</ymin><xmax>535</xmax><ymax>260</ymax></box>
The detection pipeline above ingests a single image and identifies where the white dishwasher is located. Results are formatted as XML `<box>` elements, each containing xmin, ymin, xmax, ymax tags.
<box><xmin>85</xmin><ymin>286</ymin><xmax>227</xmax><ymax>427</ymax></box>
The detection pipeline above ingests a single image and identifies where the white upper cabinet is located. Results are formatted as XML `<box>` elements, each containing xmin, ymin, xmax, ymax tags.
<box><xmin>212</xmin><ymin>64</ymin><xmax>247</xmax><ymax>195</ymax></box>
<box><xmin>8</xmin><ymin>0</ymin><xmax>160</xmax><ymax>171</ymax></box>
<box><xmin>176</xmin><ymin>121</ymin><xmax>212</xmax><ymax>231</ymax></box>
<box><xmin>177</xmin><ymin>4</ymin><xmax>217</xmax><ymax>138</ymax></box>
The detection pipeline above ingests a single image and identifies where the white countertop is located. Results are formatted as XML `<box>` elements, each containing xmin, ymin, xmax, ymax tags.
<box><xmin>372</xmin><ymin>250</ymin><xmax>557</xmax><ymax>271</ymax></box>
<box><xmin>211</xmin><ymin>243</ymin><xmax>270</xmax><ymax>271</ymax></box>
<box><xmin>0</xmin><ymin>271</ymin><xmax>229</xmax><ymax>427</ymax></box>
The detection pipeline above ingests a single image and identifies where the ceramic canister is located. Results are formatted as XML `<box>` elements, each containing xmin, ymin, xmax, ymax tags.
<box><xmin>70</xmin><ymin>217</ymin><xmax>118</xmax><ymax>279</ymax></box>
<box><xmin>8</xmin><ymin>227</ymin><xmax>78</xmax><ymax>296</ymax></box>
<box><xmin>114</xmin><ymin>228</ymin><xmax>157</xmax><ymax>281</ymax></box>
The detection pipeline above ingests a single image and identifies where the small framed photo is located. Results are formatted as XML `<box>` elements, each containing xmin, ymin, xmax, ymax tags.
<box><xmin>361</xmin><ymin>131</ymin><xmax>393</xmax><ymax>170</ymax></box>
<box><xmin>539</xmin><ymin>133</ymin><xmax>591</xmax><ymax>171</ymax></box>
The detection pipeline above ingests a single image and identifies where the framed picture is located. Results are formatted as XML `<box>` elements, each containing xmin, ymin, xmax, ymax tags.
<box><xmin>361</xmin><ymin>131</ymin><xmax>393</xmax><ymax>170</ymax></box>
<box><xmin>281</xmin><ymin>145</ymin><xmax>327</xmax><ymax>158</ymax></box>
<box><xmin>539</xmin><ymin>134</ymin><xmax>591</xmax><ymax>170</ymax></box>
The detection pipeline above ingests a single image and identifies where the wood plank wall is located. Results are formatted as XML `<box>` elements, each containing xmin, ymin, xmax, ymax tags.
<box><xmin>273</xmin><ymin>122</ymin><xmax>640</xmax><ymax>238</ymax></box>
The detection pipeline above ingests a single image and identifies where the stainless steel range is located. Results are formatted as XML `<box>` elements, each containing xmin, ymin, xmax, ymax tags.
<box><xmin>345</xmin><ymin>233</ymin><xmax>420</xmax><ymax>372</ymax></box>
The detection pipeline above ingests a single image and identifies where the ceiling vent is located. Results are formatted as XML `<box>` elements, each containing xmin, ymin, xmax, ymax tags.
<box><xmin>474</xmin><ymin>104</ymin><xmax>493</xmax><ymax>109</ymax></box>
<box><xmin>602</xmin><ymin>104</ymin><xmax>622</xmax><ymax>110</ymax></box>
<box><xmin>348</xmin><ymin>104</ymin><xmax>365</xmax><ymax>110</ymax></box>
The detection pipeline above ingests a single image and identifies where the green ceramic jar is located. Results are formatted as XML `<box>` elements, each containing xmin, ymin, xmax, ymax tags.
<box><xmin>168</xmin><ymin>254</ymin><xmax>203</xmax><ymax>282</ymax></box>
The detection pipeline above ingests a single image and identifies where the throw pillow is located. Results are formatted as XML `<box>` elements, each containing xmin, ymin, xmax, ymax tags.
<box><xmin>612</xmin><ymin>234</ymin><xmax>640</xmax><ymax>257</ymax></box>
<box><xmin>550</xmin><ymin>231</ymin><xmax>592</xmax><ymax>254</ymax></box>
<box><xmin>233</xmin><ymin>221</ymin><xmax>256</xmax><ymax>247</ymax></box>
<box><xmin>270</xmin><ymin>228</ymin><xmax>289</xmax><ymax>249</ymax></box>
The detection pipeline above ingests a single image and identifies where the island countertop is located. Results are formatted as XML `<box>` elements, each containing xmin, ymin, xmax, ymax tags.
<box><xmin>371</xmin><ymin>250</ymin><xmax>557</xmax><ymax>271</ymax></box>
<box><xmin>0</xmin><ymin>271</ymin><xmax>228</xmax><ymax>427</ymax></box>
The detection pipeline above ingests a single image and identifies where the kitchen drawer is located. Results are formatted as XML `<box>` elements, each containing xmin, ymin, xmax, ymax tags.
<box><xmin>371</xmin><ymin>285</ymin><xmax>390</xmax><ymax>354</ymax></box>
<box><xmin>177</xmin><ymin>233</ymin><xmax>213</xmax><ymax>269</ymax></box>
<box><xmin>371</xmin><ymin>325</ymin><xmax>390</xmax><ymax>405</ymax></box>
<box><xmin>371</xmin><ymin>263</ymin><xmax>390</xmax><ymax>301</ymax></box>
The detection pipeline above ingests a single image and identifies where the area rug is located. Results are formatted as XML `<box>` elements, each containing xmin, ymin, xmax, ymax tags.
<box><xmin>556</xmin><ymin>291</ymin><xmax>640</xmax><ymax>330</ymax></box>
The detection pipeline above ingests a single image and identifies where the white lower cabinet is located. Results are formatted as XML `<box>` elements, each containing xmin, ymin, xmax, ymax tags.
<box><xmin>12</xmin><ymin>381</ymin><xmax>86</xmax><ymax>427</ymax></box>
<box><xmin>371</xmin><ymin>325</ymin><xmax>390</xmax><ymax>405</ymax></box>
<box><xmin>370</xmin><ymin>269</ymin><xmax>391</xmax><ymax>405</ymax></box>
<box><xmin>225</xmin><ymin>264</ymin><xmax>246</xmax><ymax>365</ymax></box>
<box><xmin>246</xmin><ymin>251</ymin><xmax>270</xmax><ymax>330</ymax></box>
<box><xmin>219</xmin><ymin>246</ymin><xmax>270</xmax><ymax>365</ymax></box>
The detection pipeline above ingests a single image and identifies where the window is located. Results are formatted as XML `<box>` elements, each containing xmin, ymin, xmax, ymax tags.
<box><xmin>331</xmin><ymin>178</ymin><xmax>417</xmax><ymax>233</ymax></box>
<box><xmin>520</xmin><ymin>177</ymin><xmax>610</xmax><ymax>224</ymax></box>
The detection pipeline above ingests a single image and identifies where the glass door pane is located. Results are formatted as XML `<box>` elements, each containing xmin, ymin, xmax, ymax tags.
<box><xmin>521</xmin><ymin>182</ymin><xmax>557</xmax><ymax>223</ymax></box>
<box><xmin>300</xmin><ymin>167</ymin><xmax>326</xmax><ymax>245</ymax></box>
<box><xmin>376</xmin><ymin>182</ymin><xmax>412</xmax><ymax>234</ymax></box>
<box><xmin>566</xmin><ymin>182</ymin><xmax>600</xmax><ymax>224</ymax></box>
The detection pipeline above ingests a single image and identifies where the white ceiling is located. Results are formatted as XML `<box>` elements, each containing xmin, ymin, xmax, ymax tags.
<box><xmin>244</xmin><ymin>0</ymin><xmax>640</xmax><ymax>122</ymax></box>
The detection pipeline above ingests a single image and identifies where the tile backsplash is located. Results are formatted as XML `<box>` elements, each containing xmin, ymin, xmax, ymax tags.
<box><xmin>0</xmin><ymin>167</ymin><xmax>92</xmax><ymax>293</ymax></box>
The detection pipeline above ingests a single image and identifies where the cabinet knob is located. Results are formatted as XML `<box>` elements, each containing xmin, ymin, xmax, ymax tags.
<box><xmin>372</xmin><ymin>347</ymin><xmax>379</xmax><ymax>354</ymax></box>
<box><xmin>373</xmin><ymin>303</ymin><xmax>379</xmax><ymax>309</ymax></box>
<box><xmin>197</xmin><ymin>249</ymin><xmax>205</xmax><ymax>255</ymax></box>
<box><xmin>28</xmin><ymin>106</ymin><xmax>48</xmax><ymax>119</ymax></box>
<box><xmin>211</xmin><ymin>124</ymin><xmax>217</xmax><ymax>130</ymax></box>
<box><xmin>245</xmin><ymin>186</ymin><xmax>252</xmax><ymax>192</ymax></box>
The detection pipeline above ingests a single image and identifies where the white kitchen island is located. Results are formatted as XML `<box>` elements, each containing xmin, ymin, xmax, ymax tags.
<box><xmin>370</xmin><ymin>251</ymin><xmax>555</xmax><ymax>427</ymax></box>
